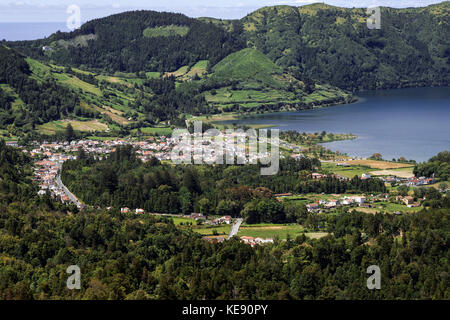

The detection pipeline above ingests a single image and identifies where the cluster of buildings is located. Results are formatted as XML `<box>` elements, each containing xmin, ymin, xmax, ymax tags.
<box><xmin>240</xmin><ymin>236</ymin><xmax>274</xmax><ymax>247</ymax></box>
<box><xmin>27</xmin><ymin>137</ymin><xmax>174</xmax><ymax>162</ymax></box>
<box><xmin>171</xmin><ymin>130</ymin><xmax>280</xmax><ymax>164</ymax></box>
<box><xmin>306</xmin><ymin>195</ymin><xmax>370</xmax><ymax>212</ymax></box>
<box><xmin>406</xmin><ymin>176</ymin><xmax>435</xmax><ymax>187</ymax></box>
<box><xmin>203</xmin><ymin>235</ymin><xmax>274</xmax><ymax>247</ymax></box>
<box><xmin>120</xmin><ymin>207</ymin><xmax>145</xmax><ymax>214</ymax></box>
<box><xmin>378</xmin><ymin>175</ymin><xmax>434</xmax><ymax>187</ymax></box>
<box><xmin>395</xmin><ymin>195</ymin><xmax>421</xmax><ymax>208</ymax></box>
<box><xmin>210</xmin><ymin>215</ymin><xmax>232</xmax><ymax>225</ymax></box>
<box><xmin>33</xmin><ymin>154</ymin><xmax>75</xmax><ymax>205</ymax></box>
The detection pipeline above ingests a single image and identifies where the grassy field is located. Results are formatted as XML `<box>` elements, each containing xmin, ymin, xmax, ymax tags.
<box><xmin>183</xmin><ymin>60</ymin><xmax>208</xmax><ymax>79</ymax></box>
<box><xmin>160</xmin><ymin>216</ymin><xmax>232</xmax><ymax>236</ymax></box>
<box><xmin>369</xmin><ymin>167</ymin><xmax>415</xmax><ymax>178</ymax></box>
<box><xmin>322</xmin><ymin>160</ymin><xmax>415</xmax><ymax>178</ymax></box>
<box><xmin>50</xmin><ymin>71</ymin><xmax>103</xmax><ymax>96</ymax></box>
<box><xmin>193</xmin><ymin>225</ymin><xmax>232</xmax><ymax>236</ymax></box>
<box><xmin>237</xmin><ymin>223</ymin><xmax>305</xmax><ymax>239</ymax></box>
<box><xmin>350</xmin><ymin>202</ymin><xmax>423</xmax><ymax>214</ymax></box>
<box><xmin>143</xmin><ymin>25</ymin><xmax>189</xmax><ymax>38</ymax></box>
<box><xmin>131</xmin><ymin>127</ymin><xmax>173</xmax><ymax>136</ymax></box>
<box><xmin>94</xmin><ymin>105</ymin><xmax>130</xmax><ymax>125</ymax></box>
<box><xmin>321</xmin><ymin>162</ymin><xmax>373</xmax><ymax>178</ymax></box>
<box><xmin>345</xmin><ymin>159</ymin><xmax>414</xmax><ymax>170</ymax></box>
<box><xmin>37</xmin><ymin>119</ymin><xmax>109</xmax><ymax>134</ymax></box>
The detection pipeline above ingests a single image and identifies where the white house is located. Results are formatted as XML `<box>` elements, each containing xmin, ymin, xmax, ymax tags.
<box><xmin>354</xmin><ymin>196</ymin><xmax>366</xmax><ymax>204</ymax></box>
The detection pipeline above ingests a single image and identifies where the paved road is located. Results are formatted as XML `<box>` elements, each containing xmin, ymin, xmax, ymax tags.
<box><xmin>227</xmin><ymin>218</ymin><xmax>243</xmax><ymax>240</ymax></box>
<box><xmin>55</xmin><ymin>174</ymin><xmax>84</xmax><ymax>209</ymax></box>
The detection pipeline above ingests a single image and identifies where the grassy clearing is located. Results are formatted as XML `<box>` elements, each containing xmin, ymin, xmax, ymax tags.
<box><xmin>143</xmin><ymin>25</ymin><xmax>189</xmax><ymax>38</ymax></box>
<box><xmin>306</xmin><ymin>232</ymin><xmax>330</xmax><ymax>239</ymax></box>
<box><xmin>345</xmin><ymin>159</ymin><xmax>414</xmax><ymax>170</ymax></box>
<box><xmin>96</xmin><ymin>75</ymin><xmax>125</xmax><ymax>84</ymax></box>
<box><xmin>86</xmin><ymin>136</ymin><xmax>120</xmax><ymax>141</ymax></box>
<box><xmin>350</xmin><ymin>202</ymin><xmax>423</xmax><ymax>214</ymax></box>
<box><xmin>93</xmin><ymin>105</ymin><xmax>129</xmax><ymax>125</ymax></box>
<box><xmin>52</xmin><ymin>72</ymin><xmax>102</xmax><ymax>96</ymax></box>
<box><xmin>238</xmin><ymin>223</ymin><xmax>304</xmax><ymax>239</ymax></box>
<box><xmin>205</xmin><ymin>88</ymin><xmax>294</xmax><ymax>105</ymax></box>
<box><xmin>146</xmin><ymin>72</ymin><xmax>161</xmax><ymax>79</ymax></box>
<box><xmin>321</xmin><ymin>162</ymin><xmax>374</xmax><ymax>178</ymax></box>
<box><xmin>370</xmin><ymin>167</ymin><xmax>415</xmax><ymax>178</ymax></box>
<box><xmin>166</xmin><ymin>65</ymin><xmax>190</xmax><ymax>78</ymax></box>
<box><xmin>193</xmin><ymin>225</ymin><xmax>232</xmax><ymax>236</ymax></box>
<box><xmin>131</xmin><ymin>127</ymin><xmax>173</xmax><ymax>136</ymax></box>
<box><xmin>26</xmin><ymin>57</ymin><xmax>51</xmax><ymax>80</ymax></box>
<box><xmin>37</xmin><ymin>120</ymin><xmax>108</xmax><ymax>134</ymax></box>
<box><xmin>183</xmin><ymin>60</ymin><xmax>208</xmax><ymax>79</ymax></box>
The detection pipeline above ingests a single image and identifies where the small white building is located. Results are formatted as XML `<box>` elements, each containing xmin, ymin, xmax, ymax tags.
<box><xmin>354</xmin><ymin>196</ymin><xmax>366</xmax><ymax>204</ymax></box>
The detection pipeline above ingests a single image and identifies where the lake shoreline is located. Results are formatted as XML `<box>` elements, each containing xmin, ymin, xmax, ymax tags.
<box><xmin>216</xmin><ymin>86</ymin><xmax>450</xmax><ymax>162</ymax></box>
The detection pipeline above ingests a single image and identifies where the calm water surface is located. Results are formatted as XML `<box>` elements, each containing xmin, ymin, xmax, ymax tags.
<box><xmin>220</xmin><ymin>87</ymin><xmax>450</xmax><ymax>162</ymax></box>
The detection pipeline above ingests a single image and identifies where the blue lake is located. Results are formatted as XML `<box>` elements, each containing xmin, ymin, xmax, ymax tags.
<box><xmin>219</xmin><ymin>86</ymin><xmax>450</xmax><ymax>162</ymax></box>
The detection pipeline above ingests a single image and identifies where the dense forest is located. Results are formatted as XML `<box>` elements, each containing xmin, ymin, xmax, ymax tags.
<box><xmin>0</xmin><ymin>141</ymin><xmax>448</xmax><ymax>299</ymax></box>
<box><xmin>414</xmin><ymin>151</ymin><xmax>450</xmax><ymax>181</ymax></box>
<box><xmin>61</xmin><ymin>145</ymin><xmax>386</xmax><ymax>223</ymax></box>
<box><xmin>6</xmin><ymin>2</ymin><xmax>450</xmax><ymax>91</ymax></box>
<box><xmin>8</xmin><ymin>11</ymin><xmax>245</xmax><ymax>73</ymax></box>
<box><xmin>0</xmin><ymin>45</ymin><xmax>78</xmax><ymax>128</ymax></box>
<box><xmin>241</xmin><ymin>3</ymin><xmax>450</xmax><ymax>90</ymax></box>
<box><xmin>131</xmin><ymin>76</ymin><xmax>212</xmax><ymax>123</ymax></box>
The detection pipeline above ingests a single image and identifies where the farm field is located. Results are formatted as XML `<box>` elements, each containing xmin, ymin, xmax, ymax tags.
<box><xmin>237</xmin><ymin>223</ymin><xmax>305</xmax><ymax>239</ymax></box>
<box><xmin>345</xmin><ymin>159</ymin><xmax>414</xmax><ymax>170</ymax></box>
<box><xmin>370</xmin><ymin>167</ymin><xmax>415</xmax><ymax>178</ymax></box>
<box><xmin>322</xmin><ymin>160</ymin><xmax>415</xmax><ymax>178</ymax></box>
<box><xmin>321</xmin><ymin>162</ymin><xmax>373</xmax><ymax>178</ymax></box>
<box><xmin>94</xmin><ymin>105</ymin><xmax>130</xmax><ymax>125</ymax></box>
<box><xmin>131</xmin><ymin>127</ymin><xmax>173</xmax><ymax>136</ymax></box>
<box><xmin>167</xmin><ymin>216</ymin><xmax>231</xmax><ymax>236</ymax></box>
<box><xmin>193</xmin><ymin>225</ymin><xmax>232</xmax><ymax>236</ymax></box>
<box><xmin>37</xmin><ymin>119</ymin><xmax>109</xmax><ymax>134</ymax></box>
<box><xmin>350</xmin><ymin>202</ymin><xmax>423</xmax><ymax>214</ymax></box>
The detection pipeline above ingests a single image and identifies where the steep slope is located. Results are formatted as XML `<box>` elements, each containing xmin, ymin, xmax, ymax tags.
<box><xmin>8</xmin><ymin>3</ymin><xmax>449</xmax><ymax>91</ymax></box>
<box><xmin>241</xmin><ymin>2</ymin><xmax>450</xmax><ymax>90</ymax></box>
<box><xmin>8</xmin><ymin>11</ymin><xmax>245</xmax><ymax>73</ymax></box>
<box><xmin>0</xmin><ymin>45</ymin><xmax>78</xmax><ymax>131</ymax></box>
<box><xmin>211</xmin><ymin>48</ymin><xmax>284</xmax><ymax>89</ymax></box>
<box><xmin>201</xmin><ymin>48</ymin><xmax>354</xmax><ymax>112</ymax></box>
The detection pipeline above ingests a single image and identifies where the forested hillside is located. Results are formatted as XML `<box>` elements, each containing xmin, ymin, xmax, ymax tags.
<box><xmin>0</xmin><ymin>144</ymin><xmax>447</xmax><ymax>299</ymax></box>
<box><xmin>7</xmin><ymin>2</ymin><xmax>449</xmax><ymax>91</ymax></box>
<box><xmin>8</xmin><ymin>11</ymin><xmax>245</xmax><ymax>73</ymax></box>
<box><xmin>414</xmin><ymin>151</ymin><xmax>450</xmax><ymax>180</ymax></box>
<box><xmin>61</xmin><ymin>145</ymin><xmax>386</xmax><ymax>221</ymax></box>
<box><xmin>241</xmin><ymin>2</ymin><xmax>450</xmax><ymax>90</ymax></box>
<box><xmin>0</xmin><ymin>46</ymin><xmax>78</xmax><ymax>129</ymax></box>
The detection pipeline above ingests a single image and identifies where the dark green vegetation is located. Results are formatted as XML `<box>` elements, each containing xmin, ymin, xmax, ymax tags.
<box><xmin>414</xmin><ymin>151</ymin><xmax>450</xmax><ymax>181</ymax></box>
<box><xmin>0</xmin><ymin>44</ymin><xmax>209</xmax><ymax>139</ymax></box>
<box><xmin>61</xmin><ymin>145</ymin><xmax>386</xmax><ymax>223</ymax></box>
<box><xmin>202</xmin><ymin>48</ymin><xmax>353</xmax><ymax>111</ymax></box>
<box><xmin>2</xmin><ymin>2</ymin><xmax>448</xmax><ymax>139</ymax></box>
<box><xmin>8</xmin><ymin>2</ymin><xmax>449</xmax><ymax>91</ymax></box>
<box><xmin>0</xmin><ymin>46</ymin><xmax>78</xmax><ymax>131</ymax></box>
<box><xmin>1</xmin><ymin>143</ymin><xmax>449</xmax><ymax>300</ymax></box>
<box><xmin>0</xmin><ymin>141</ymin><xmax>77</xmax><ymax>210</ymax></box>
<box><xmin>9</xmin><ymin>11</ymin><xmax>244</xmax><ymax>73</ymax></box>
<box><xmin>242</xmin><ymin>3</ymin><xmax>450</xmax><ymax>90</ymax></box>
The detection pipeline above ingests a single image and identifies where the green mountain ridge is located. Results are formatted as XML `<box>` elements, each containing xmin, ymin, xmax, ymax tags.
<box><xmin>241</xmin><ymin>2</ymin><xmax>449</xmax><ymax>90</ymax></box>
<box><xmin>1</xmin><ymin>2</ymin><xmax>449</xmax><ymax>138</ymax></box>
<box><xmin>211</xmin><ymin>48</ymin><xmax>283</xmax><ymax>89</ymax></box>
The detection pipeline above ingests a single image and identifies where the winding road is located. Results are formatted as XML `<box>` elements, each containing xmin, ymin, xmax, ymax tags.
<box><xmin>227</xmin><ymin>218</ymin><xmax>243</xmax><ymax>240</ymax></box>
<box><xmin>55</xmin><ymin>170</ymin><xmax>84</xmax><ymax>209</ymax></box>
